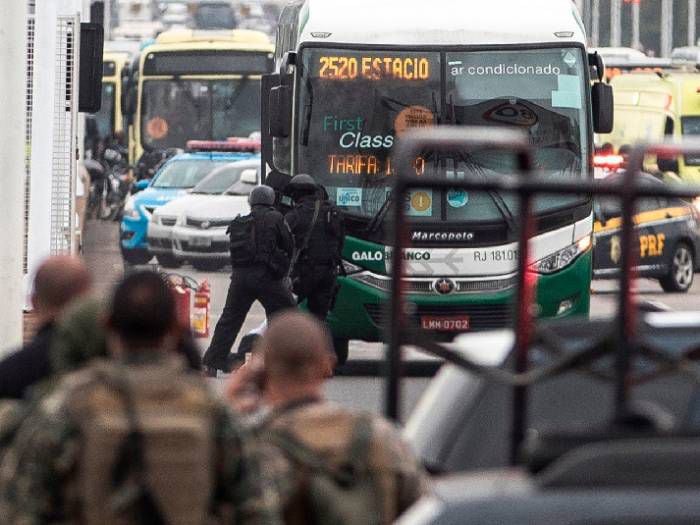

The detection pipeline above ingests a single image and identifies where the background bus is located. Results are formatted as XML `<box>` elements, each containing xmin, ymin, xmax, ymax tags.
<box><xmin>122</xmin><ymin>28</ymin><xmax>274</xmax><ymax>173</ymax></box>
<box><xmin>85</xmin><ymin>50</ymin><xmax>131</xmax><ymax>159</ymax></box>
<box><xmin>263</xmin><ymin>0</ymin><xmax>613</xmax><ymax>359</ymax></box>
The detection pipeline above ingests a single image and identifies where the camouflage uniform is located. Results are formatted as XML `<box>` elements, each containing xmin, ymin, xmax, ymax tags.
<box><xmin>0</xmin><ymin>355</ymin><xmax>281</xmax><ymax>525</ymax></box>
<box><xmin>257</xmin><ymin>400</ymin><xmax>430</xmax><ymax>524</ymax></box>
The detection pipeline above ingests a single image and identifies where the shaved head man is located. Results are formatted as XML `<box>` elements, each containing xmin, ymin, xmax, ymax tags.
<box><xmin>260</xmin><ymin>311</ymin><xmax>334</xmax><ymax>405</ymax></box>
<box><xmin>254</xmin><ymin>310</ymin><xmax>429</xmax><ymax>524</ymax></box>
<box><xmin>0</xmin><ymin>256</ymin><xmax>92</xmax><ymax>398</ymax></box>
<box><xmin>31</xmin><ymin>256</ymin><xmax>92</xmax><ymax>324</ymax></box>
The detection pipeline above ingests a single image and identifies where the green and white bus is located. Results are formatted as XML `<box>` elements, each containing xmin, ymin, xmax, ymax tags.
<box><xmin>262</xmin><ymin>0</ymin><xmax>613</xmax><ymax>357</ymax></box>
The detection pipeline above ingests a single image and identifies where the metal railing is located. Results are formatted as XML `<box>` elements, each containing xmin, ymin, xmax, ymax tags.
<box><xmin>386</xmin><ymin>127</ymin><xmax>700</xmax><ymax>464</ymax></box>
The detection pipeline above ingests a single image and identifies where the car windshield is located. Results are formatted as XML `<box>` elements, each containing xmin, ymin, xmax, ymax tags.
<box><xmin>141</xmin><ymin>78</ymin><xmax>261</xmax><ymax>150</ymax></box>
<box><xmin>152</xmin><ymin>159</ymin><xmax>225</xmax><ymax>189</ymax></box>
<box><xmin>192</xmin><ymin>164</ymin><xmax>256</xmax><ymax>194</ymax></box>
<box><xmin>92</xmin><ymin>82</ymin><xmax>116</xmax><ymax>142</ymax></box>
<box><xmin>682</xmin><ymin>117</ymin><xmax>700</xmax><ymax>166</ymax></box>
<box><xmin>297</xmin><ymin>47</ymin><xmax>589</xmax><ymax>222</ymax></box>
<box><xmin>225</xmin><ymin>176</ymin><xmax>257</xmax><ymax>196</ymax></box>
<box><xmin>596</xmin><ymin>173</ymin><xmax>664</xmax><ymax>217</ymax></box>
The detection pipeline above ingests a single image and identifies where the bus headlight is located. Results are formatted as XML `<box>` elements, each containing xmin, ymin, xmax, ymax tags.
<box><xmin>341</xmin><ymin>260</ymin><xmax>363</xmax><ymax>275</ymax></box>
<box><xmin>531</xmin><ymin>236</ymin><xmax>591</xmax><ymax>275</ymax></box>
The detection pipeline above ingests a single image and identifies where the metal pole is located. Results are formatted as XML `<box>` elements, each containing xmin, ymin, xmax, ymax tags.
<box><xmin>0</xmin><ymin>1</ymin><xmax>27</xmax><ymax>353</ymax></box>
<box><xmin>386</xmin><ymin>178</ymin><xmax>406</xmax><ymax>423</ymax></box>
<box><xmin>661</xmin><ymin>0</ymin><xmax>673</xmax><ymax>57</ymax></box>
<box><xmin>610</xmin><ymin>0</ymin><xmax>622</xmax><ymax>47</ymax></box>
<box><xmin>581</xmin><ymin>0</ymin><xmax>590</xmax><ymax>37</ymax></box>
<box><xmin>632</xmin><ymin>1</ymin><xmax>641</xmax><ymax>50</ymax></box>
<box><xmin>615</xmin><ymin>149</ymin><xmax>643</xmax><ymax>423</ymax></box>
<box><xmin>510</xmin><ymin>151</ymin><xmax>535</xmax><ymax>466</ymax></box>
<box><xmin>690</xmin><ymin>0</ymin><xmax>697</xmax><ymax>47</ymax></box>
<box><xmin>104</xmin><ymin>0</ymin><xmax>112</xmax><ymax>40</ymax></box>
<box><xmin>591</xmin><ymin>0</ymin><xmax>600</xmax><ymax>47</ymax></box>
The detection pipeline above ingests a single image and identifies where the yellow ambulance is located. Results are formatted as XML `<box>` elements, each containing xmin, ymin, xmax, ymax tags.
<box><xmin>599</xmin><ymin>71</ymin><xmax>700</xmax><ymax>183</ymax></box>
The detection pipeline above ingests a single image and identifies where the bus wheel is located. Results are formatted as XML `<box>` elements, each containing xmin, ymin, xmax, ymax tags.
<box><xmin>332</xmin><ymin>338</ymin><xmax>349</xmax><ymax>366</ymax></box>
<box><xmin>156</xmin><ymin>254</ymin><xmax>181</xmax><ymax>269</ymax></box>
<box><xmin>660</xmin><ymin>243</ymin><xmax>694</xmax><ymax>293</ymax></box>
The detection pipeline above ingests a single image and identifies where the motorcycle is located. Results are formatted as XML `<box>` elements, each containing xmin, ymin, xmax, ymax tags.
<box><xmin>87</xmin><ymin>148</ymin><xmax>132</xmax><ymax>221</ymax></box>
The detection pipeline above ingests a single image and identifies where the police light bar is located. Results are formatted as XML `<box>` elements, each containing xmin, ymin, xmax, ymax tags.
<box><xmin>185</xmin><ymin>139</ymin><xmax>260</xmax><ymax>153</ymax></box>
<box><xmin>226</xmin><ymin>137</ymin><xmax>262</xmax><ymax>152</ymax></box>
<box><xmin>593</xmin><ymin>154</ymin><xmax>625</xmax><ymax>170</ymax></box>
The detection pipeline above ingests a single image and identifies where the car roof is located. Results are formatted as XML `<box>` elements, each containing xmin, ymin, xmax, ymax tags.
<box><xmin>153</xmin><ymin>151</ymin><xmax>254</xmax><ymax>179</ymax></box>
<box><xmin>196</xmin><ymin>158</ymin><xmax>259</xmax><ymax>181</ymax></box>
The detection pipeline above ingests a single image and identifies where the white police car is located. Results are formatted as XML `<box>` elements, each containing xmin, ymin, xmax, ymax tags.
<box><xmin>148</xmin><ymin>157</ymin><xmax>259</xmax><ymax>271</ymax></box>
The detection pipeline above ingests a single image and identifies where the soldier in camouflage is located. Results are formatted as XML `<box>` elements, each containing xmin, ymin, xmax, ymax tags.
<box><xmin>247</xmin><ymin>311</ymin><xmax>430</xmax><ymax>524</ymax></box>
<box><xmin>0</xmin><ymin>272</ymin><xmax>281</xmax><ymax>525</ymax></box>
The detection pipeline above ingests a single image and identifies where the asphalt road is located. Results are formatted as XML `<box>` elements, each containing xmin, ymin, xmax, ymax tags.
<box><xmin>84</xmin><ymin>220</ymin><xmax>700</xmax><ymax>421</ymax></box>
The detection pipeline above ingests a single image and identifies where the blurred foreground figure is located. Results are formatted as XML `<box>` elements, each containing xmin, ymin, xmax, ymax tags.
<box><xmin>254</xmin><ymin>311</ymin><xmax>429</xmax><ymax>524</ymax></box>
<box><xmin>0</xmin><ymin>272</ymin><xmax>280</xmax><ymax>525</ymax></box>
<box><xmin>0</xmin><ymin>256</ymin><xmax>91</xmax><ymax>399</ymax></box>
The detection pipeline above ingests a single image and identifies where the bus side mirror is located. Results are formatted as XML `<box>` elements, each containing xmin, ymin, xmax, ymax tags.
<box><xmin>269</xmin><ymin>86</ymin><xmax>292</xmax><ymax>138</ymax></box>
<box><xmin>78</xmin><ymin>23</ymin><xmax>104</xmax><ymax>113</ymax></box>
<box><xmin>592</xmin><ymin>82</ymin><xmax>614</xmax><ymax>134</ymax></box>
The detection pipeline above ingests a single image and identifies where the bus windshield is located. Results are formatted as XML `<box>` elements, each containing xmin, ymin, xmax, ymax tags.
<box><xmin>297</xmin><ymin>47</ymin><xmax>589</xmax><ymax>221</ymax></box>
<box><xmin>93</xmin><ymin>82</ymin><xmax>116</xmax><ymax>142</ymax></box>
<box><xmin>141</xmin><ymin>78</ymin><xmax>261</xmax><ymax>150</ymax></box>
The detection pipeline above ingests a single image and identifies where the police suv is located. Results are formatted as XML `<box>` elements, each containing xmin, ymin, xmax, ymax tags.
<box><xmin>593</xmin><ymin>172</ymin><xmax>700</xmax><ymax>292</ymax></box>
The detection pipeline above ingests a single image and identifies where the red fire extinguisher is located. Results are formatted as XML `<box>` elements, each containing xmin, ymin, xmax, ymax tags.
<box><xmin>171</xmin><ymin>278</ymin><xmax>192</xmax><ymax>332</ymax></box>
<box><xmin>192</xmin><ymin>280</ymin><xmax>211</xmax><ymax>338</ymax></box>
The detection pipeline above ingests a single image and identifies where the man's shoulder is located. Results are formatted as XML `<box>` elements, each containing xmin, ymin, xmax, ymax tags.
<box><xmin>254</xmin><ymin>206</ymin><xmax>284</xmax><ymax>223</ymax></box>
<box><xmin>264</xmin><ymin>403</ymin><xmax>415</xmax><ymax>467</ymax></box>
<box><xmin>37</xmin><ymin>361</ymin><xmax>113</xmax><ymax>416</ymax></box>
<box><xmin>41</xmin><ymin>358</ymin><xmax>216</xmax><ymax>413</ymax></box>
<box><xmin>0</xmin><ymin>325</ymin><xmax>53</xmax><ymax>366</ymax></box>
<box><xmin>267</xmin><ymin>403</ymin><xmax>389</xmax><ymax>443</ymax></box>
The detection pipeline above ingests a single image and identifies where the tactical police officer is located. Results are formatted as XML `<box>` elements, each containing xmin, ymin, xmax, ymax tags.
<box><xmin>202</xmin><ymin>185</ymin><xmax>295</xmax><ymax>376</ymax></box>
<box><xmin>285</xmin><ymin>174</ymin><xmax>344</xmax><ymax>323</ymax></box>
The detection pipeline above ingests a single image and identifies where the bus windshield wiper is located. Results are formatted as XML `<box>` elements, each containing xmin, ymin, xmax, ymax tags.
<box><xmin>366</xmin><ymin>191</ymin><xmax>392</xmax><ymax>234</ymax></box>
<box><xmin>455</xmin><ymin>152</ymin><xmax>517</xmax><ymax>232</ymax></box>
<box><xmin>446</xmin><ymin>95</ymin><xmax>517</xmax><ymax>232</ymax></box>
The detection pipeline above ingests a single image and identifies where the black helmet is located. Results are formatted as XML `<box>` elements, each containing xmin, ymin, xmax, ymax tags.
<box><xmin>248</xmin><ymin>185</ymin><xmax>276</xmax><ymax>206</ymax></box>
<box><xmin>287</xmin><ymin>173</ymin><xmax>318</xmax><ymax>195</ymax></box>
